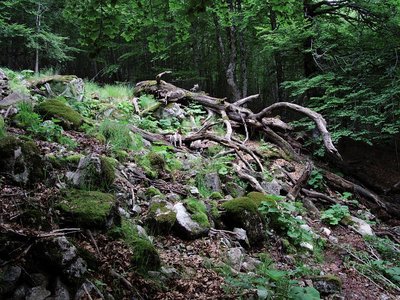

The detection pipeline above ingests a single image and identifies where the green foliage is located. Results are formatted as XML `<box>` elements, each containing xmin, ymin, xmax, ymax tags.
<box><xmin>259</xmin><ymin>199</ymin><xmax>314</xmax><ymax>247</ymax></box>
<box><xmin>307</xmin><ymin>170</ymin><xmax>324</xmax><ymax>190</ymax></box>
<box><xmin>321</xmin><ymin>204</ymin><xmax>350</xmax><ymax>225</ymax></box>
<box><xmin>0</xmin><ymin>116</ymin><xmax>5</xmax><ymax>138</ymax></box>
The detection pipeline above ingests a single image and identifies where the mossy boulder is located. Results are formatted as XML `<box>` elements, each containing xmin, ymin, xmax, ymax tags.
<box><xmin>46</xmin><ymin>154</ymin><xmax>83</xmax><ymax>169</ymax></box>
<box><xmin>185</xmin><ymin>198</ymin><xmax>210</xmax><ymax>228</ymax></box>
<box><xmin>221</xmin><ymin>195</ymin><xmax>266</xmax><ymax>246</ymax></box>
<box><xmin>36</xmin><ymin>99</ymin><xmax>83</xmax><ymax>130</ymax></box>
<box><xmin>0</xmin><ymin>135</ymin><xmax>44</xmax><ymax>184</ymax></box>
<box><xmin>146</xmin><ymin>200</ymin><xmax>177</xmax><ymax>234</ymax></box>
<box><xmin>57</xmin><ymin>189</ymin><xmax>116</xmax><ymax>228</ymax></box>
<box><xmin>146</xmin><ymin>186</ymin><xmax>164</xmax><ymax>198</ymax></box>
<box><xmin>312</xmin><ymin>275</ymin><xmax>342</xmax><ymax>296</ymax></box>
<box><xmin>66</xmin><ymin>154</ymin><xmax>116</xmax><ymax>191</ymax></box>
<box><xmin>173</xmin><ymin>202</ymin><xmax>209</xmax><ymax>239</ymax></box>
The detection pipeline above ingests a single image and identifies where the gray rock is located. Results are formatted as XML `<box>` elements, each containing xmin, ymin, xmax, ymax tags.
<box><xmin>166</xmin><ymin>193</ymin><xmax>181</xmax><ymax>202</ymax></box>
<box><xmin>12</xmin><ymin>284</ymin><xmax>29</xmax><ymax>300</ymax></box>
<box><xmin>233</xmin><ymin>228</ymin><xmax>250</xmax><ymax>248</ymax></box>
<box><xmin>0</xmin><ymin>92</ymin><xmax>30</xmax><ymax>108</ymax></box>
<box><xmin>40</xmin><ymin>237</ymin><xmax>87</xmax><ymax>283</ymax></box>
<box><xmin>160</xmin><ymin>266</ymin><xmax>180</xmax><ymax>280</ymax></box>
<box><xmin>51</xmin><ymin>277</ymin><xmax>70</xmax><ymax>300</ymax></box>
<box><xmin>159</xmin><ymin>103</ymin><xmax>186</xmax><ymax>119</ymax></box>
<box><xmin>350</xmin><ymin>216</ymin><xmax>374</xmax><ymax>236</ymax></box>
<box><xmin>227</xmin><ymin>247</ymin><xmax>245</xmax><ymax>271</ymax></box>
<box><xmin>30</xmin><ymin>273</ymin><xmax>48</xmax><ymax>287</ymax></box>
<box><xmin>173</xmin><ymin>203</ymin><xmax>208</xmax><ymax>239</ymax></box>
<box><xmin>26</xmin><ymin>286</ymin><xmax>51</xmax><ymax>300</ymax></box>
<box><xmin>224</xmin><ymin>182</ymin><xmax>245</xmax><ymax>198</ymax></box>
<box><xmin>204</xmin><ymin>172</ymin><xmax>222</xmax><ymax>193</ymax></box>
<box><xmin>188</xmin><ymin>186</ymin><xmax>200</xmax><ymax>195</ymax></box>
<box><xmin>74</xmin><ymin>281</ymin><xmax>104</xmax><ymax>300</ymax></box>
<box><xmin>312</xmin><ymin>275</ymin><xmax>342</xmax><ymax>296</ymax></box>
<box><xmin>146</xmin><ymin>199</ymin><xmax>176</xmax><ymax>234</ymax></box>
<box><xmin>242</xmin><ymin>256</ymin><xmax>262</xmax><ymax>272</ymax></box>
<box><xmin>0</xmin><ymin>69</ymin><xmax>10</xmax><ymax>100</ymax></box>
<box><xmin>261</xmin><ymin>179</ymin><xmax>281</xmax><ymax>195</ymax></box>
<box><xmin>0</xmin><ymin>265</ymin><xmax>22</xmax><ymax>295</ymax></box>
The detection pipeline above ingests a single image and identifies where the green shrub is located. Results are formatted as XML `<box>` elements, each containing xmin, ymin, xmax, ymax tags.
<box><xmin>0</xmin><ymin>116</ymin><xmax>5</xmax><ymax>137</ymax></box>
<box><xmin>321</xmin><ymin>204</ymin><xmax>350</xmax><ymax>225</ymax></box>
<box><xmin>98</xmin><ymin>119</ymin><xmax>138</xmax><ymax>154</ymax></box>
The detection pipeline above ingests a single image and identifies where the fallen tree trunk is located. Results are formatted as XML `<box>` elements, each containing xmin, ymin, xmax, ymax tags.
<box><xmin>134</xmin><ymin>78</ymin><xmax>342</xmax><ymax>161</ymax></box>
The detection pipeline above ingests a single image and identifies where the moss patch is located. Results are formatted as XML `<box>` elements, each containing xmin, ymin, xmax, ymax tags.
<box><xmin>100</xmin><ymin>156</ymin><xmax>117</xmax><ymax>189</ymax></box>
<box><xmin>57</xmin><ymin>189</ymin><xmax>115</xmax><ymax>228</ymax></box>
<box><xmin>0</xmin><ymin>116</ymin><xmax>5</xmax><ymax>137</ymax></box>
<box><xmin>210</xmin><ymin>192</ymin><xmax>223</xmax><ymax>200</ymax></box>
<box><xmin>36</xmin><ymin>98</ymin><xmax>83</xmax><ymax>129</ymax></box>
<box><xmin>185</xmin><ymin>198</ymin><xmax>210</xmax><ymax>228</ymax></box>
<box><xmin>147</xmin><ymin>200</ymin><xmax>177</xmax><ymax>234</ymax></box>
<box><xmin>146</xmin><ymin>186</ymin><xmax>163</xmax><ymax>198</ymax></box>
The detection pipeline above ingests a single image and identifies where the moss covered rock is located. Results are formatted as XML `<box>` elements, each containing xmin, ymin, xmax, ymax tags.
<box><xmin>0</xmin><ymin>115</ymin><xmax>5</xmax><ymax>137</ymax></box>
<box><xmin>57</xmin><ymin>189</ymin><xmax>116</xmax><ymax>228</ymax></box>
<box><xmin>185</xmin><ymin>198</ymin><xmax>210</xmax><ymax>228</ymax></box>
<box><xmin>146</xmin><ymin>200</ymin><xmax>177</xmax><ymax>234</ymax></box>
<box><xmin>173</xmin><ymin>202</ymin><xmax>209</xmax><ymax>239</ymax></box>
<box><xmin>0</xmin><ymin>135</ymin><xmax>44</xmax><ymax>184</ymax></box>
<box><xmin>36</xmin><ymin>98</ymin><xmax>83</xmax><ymax>130</ymax></box>
<box><xmin>221</xmin><ymin>195</ymin><xmax>266</xmax><ymax>246</ymax></box>
<box><xmin>66</xmin><ymin>154</ymin><xmax>116</xmax><ymax>191</ymax></box>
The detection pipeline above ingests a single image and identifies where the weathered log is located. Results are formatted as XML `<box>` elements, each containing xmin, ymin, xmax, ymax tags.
<box><xmin>288</xmin><ymin>162</ymin><xmax>313</xmax><ymax>200</ymax></box>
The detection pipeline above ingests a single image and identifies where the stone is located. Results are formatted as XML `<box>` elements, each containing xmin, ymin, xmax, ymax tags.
<box><xmin>26</xmin><ymin>286</ymin><xmax>51</xmax><ymax>300</ymax></box>
<box><xmin>227</xmin><ymin>247</ymin><xmax>245</xmax><ymax>271</ymax></box>
<box><xmin>0</xmin><ymin>265</ymin><xmax>22</xmax><ymax>295</ymax></box>
<box><xmin>0</xmin><ymin>68</ymin><xmax>10</xmax><ymax>100</ymax></box>
<box><xmin>160</xmin><ymin>266</ymin><xmax>180</xmax><ymax>280</ymax></box>
<box><xmin>233</xmin><ymin>228</ymin><xmax>250</xmax><ymax>248</ymax></box>
<box><xmin>30</xmin><ymin>75</ymin><xmax>84</xmax><ymax>102</ymax></box>
<box><xmin>166</xmin><ymin>192</ymin><xmax>181</xmax><ymax>202</ymax></box>
<box><xmin>146</xmin><ymin>199</ymin><xmax>177</xmax><ymax>234</ymax></box>
<box><xmin>312</xmin><ymin>275</ymin><xmax>342</xmax><ymax>296</ymax></box>
<box><xmin>12</xmin><ymin>284</ymin><xmax>29</xmax><ymax>300</ymax></box>
<box><xmin>261</xmin><ymin>179</ymin><xmax>281</xmax><ymax>195</ymax></box>
<box><xmin>39</xmin><ymin>236</ymin><xmax>87</xmax><ymax>283</ymax></box>
<box><xmin>242</xmin><ymin>256</ymin><xmax>262</xmax><ymax>272</ymax></box>
<box><xmin>52</xmin><ymin>277</ymin><xmax>71</xmax><ymax>300</ymax></box>
<box><xmin>66</xmin><ymin>154</ymin><xmax>116</xmax><ymax>191</ymax></box>
<box><xmin>224</xmin><ymin>182</ymin><xmax>246</xmax><ymax>198</ymax></box>
<box><xmin>159</xmin><ymin>102</ymin><xmax>186</xmax><ymax>119</ymax></box>
<box><xmin>74</xmin><ymin>281</ymin><xmax>104</xmax><ymax>300</ymax></box>
<box><xmin>221</xmin><ymin>196</ymin><xmax>265</xmax><ymax>246</ymax></box>
<box><xmin>204</xmin><ymin>172</ymin><xmax>222</xmax><ymax>193</ymax></box>
<box><xmin>188</xmin><ymin>186</ymin><xmax>200</xmax><ymax>195</ymax></box>
<box><xmin>0</xmin><ymin>136</ymin><xmax>44</xmax><ymax>185</ymax></box>
<box><xmin>36</xmin><ymin>99</ymin><xmax>83</xmax><ymax>130</ymax></box>
<box><xmin>57</xmin><ymin>189</ymin><xmax>116</xmax><ymax>228</ymax></box>
<box><xmin>349</xmin><ymin>216</ymin><xmax>374</xmax><ymax>236</ymax></box>
<box><xmin>0</xmin><ymin>91</ymin><xmax>30</xmax><ymax>108</ymax></box>
<box><xmin>30</xmin><ymin>273</ymin><xmax>48</xmax><ymax>287</ymax></box>
<box><xmin>173</xmin><ymin>203</ymin><xmax>209</xmax><ymax>239</ymax></box>
<box><xmin>300</xmin><ymin>242</ymin><xmax>314</xmax><ymax>251</ymax></box>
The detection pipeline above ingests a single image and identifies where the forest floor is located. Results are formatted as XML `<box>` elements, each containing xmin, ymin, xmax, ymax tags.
<box><xmin>0</xmin><ymin>71</ymin><xmax>400</xmax><ymax>300</ymax></box>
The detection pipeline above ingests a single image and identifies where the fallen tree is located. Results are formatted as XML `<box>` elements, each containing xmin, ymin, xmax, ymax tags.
<box><xmin>134</xmin><ymin>75</ymin><xmax>342</xmax><ymax>162</ymax></box>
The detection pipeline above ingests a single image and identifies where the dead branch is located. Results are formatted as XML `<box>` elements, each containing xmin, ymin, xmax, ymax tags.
<box><xmin>233</xmin><ymin>164</ymin><xmax>265</xmax><ymax>193</ymax></box>
<box><xmin>234</xmin><ymin>94</ymin><xmax>259</xmax><ymax>106</ymax></box>
<box><xmin>156</xmin><ymin>71</ymin><xmax>172</xmax><ymax>84</ymax></box>
<box><xmin>288</xmin><ymin>162</ymin><xmax>313</xmax><ymax>200</ymax></box>
<box><xmin>301</xmin><ymin>188</ymin><xmax>339</xmax><ymax>204</ymax></box>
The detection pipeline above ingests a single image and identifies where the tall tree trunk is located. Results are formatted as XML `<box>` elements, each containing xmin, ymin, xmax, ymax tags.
<box><xmin>269</xmin><ymin>8</ymin><xmax>284</xmax><ymax>102</ymax></box>
<box><xmin>237</xmin><ymin>0</ymin><xmax>248</xmax><ymax>98</ymax></box>
<box><xmin>35</xmin><ymin>3</ymin><xmax>42</xmax><ymax>74</ymax></box>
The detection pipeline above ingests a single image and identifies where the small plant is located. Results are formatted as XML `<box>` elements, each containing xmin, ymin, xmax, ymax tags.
<box><xmin>15</xmin><ymin>102</ymin><xmax>42</xmax><ymax>128</ymax></box>
<box><xmin>0</xmin><ymin>116</ymin><xmax>6</xmax><ymax>137</ymax></box>
<box><xmin>321</xmin><ymin>204</ymin><xmax>350</xmax><ymax>225</ymax></box>
<box><xmin>98</xmin><ymin>119</ymin><xmax>137</xmax><ymax>154</ymax></box>
<box><xmin>307</xmin><ymin>169</ymin><xmax>324</xmax><ymax>190</ymax></box>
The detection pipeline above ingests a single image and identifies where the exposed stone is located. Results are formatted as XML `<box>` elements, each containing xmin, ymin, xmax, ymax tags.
<box><xmin>146</xmin><ymin>199</ymin><xmax>176</xmax><ymax>234</ymax></box>
<box><xmin>188</xmin><ymin>186</ymin><xmax>200</xmax><ymax>195</ymax></box>
<box><xmin>242</xmin><ymin>256</ymin><xmax>262</xmax><ymax>272</ymax></box>
<box><xmin>38</xmin><ymin>236</ymin><xmax>87</xmax><ymax>283</ymax></box>
<box><xmin>349</xmin><ymin>216</ymin><xmax>374</xmax><ymax>236</ymax></box>
<box><xmin>233</xmin><ymin>228</ymin><xmax>250</xmax><ymax>248</ymax></box>
<box><xmin>261</xmin><ymin>179</ymin><xmax>281</xmax><ymax>195</ymax></box>
<box><xmin>173</xmin><ymin>203</ymin><xmax>209</xmax><ymax>239</ymax></box>
<box><xmin>158</xmin><ymin>102</ymin><xmax>186</xmax><ymax>119</ymax></box>
<box><xmin>26</xmin><ymin>286</ymin><xmax>51</xmax><ymax>300</ymax></box>
<box><xmin>204</xmin><ymin>172</ymin><xmax>222</xmax><ymax>193</ymax></box>
<box><xmin>312</xmin><ymin>275</ymin><xmax>342</xmax><ymax>296</ymax></box>
<box><xmin>12</xmin><ymin>284</ymin><xmax>29</xmax><ymax>300</ymax></box>
<box><xmin>30</xmin><ymin>273</ymin><xmax>48</xmax><ymax>287</ymax></box>
<box><xmin>0</xmin><ymin>92</ymin><xmax>30</xmax><ymax>108</ymax></box>
<box><xmin>50</xmin><ymin>277</ymin><xmax>71</xmax><ymax>300</ymax></box>
<box><xmin>0</xmin><ymin>136</ymin><xmax>44</xmax><ymax>185</ymax></box>
<box><xmin>74</xmin><ymin>280</ymin><xmax>104</xmax><ymax>300</ymax></box>
<box><xmin>0</xmin><ymin>265</ymin><xmax>22</xmax><ymax>295</ymax></box>
<box><xmin>226</xmin><ymin>247</ymin><xmax>245</xmax><ymax>271</ymax></box>
<box><xmin>66</xmin><ymin>154</ymin><xmax>116</xmax><ymax>191</ymax></box>
<box><xmin>0</xmin><ymin>68</ymin><xmax>10</xmax><ymax>100</ymax></box>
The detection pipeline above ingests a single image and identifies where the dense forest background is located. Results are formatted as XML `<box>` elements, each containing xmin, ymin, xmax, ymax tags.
<box><xmin>1</xmin><ymin>0</ymin><xmax>400</xmax><ymax>149</ymax></box>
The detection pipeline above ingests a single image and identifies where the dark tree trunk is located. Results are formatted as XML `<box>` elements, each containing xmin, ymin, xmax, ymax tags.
<box><xmin>270</xmin><ymin>8</ymin><xmax>284</xmax><ymax>102</ymax></box>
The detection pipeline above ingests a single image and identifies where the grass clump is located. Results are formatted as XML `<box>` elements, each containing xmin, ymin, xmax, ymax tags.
<box><xmin>0</xmin><ymin>116</ymin><xmax>5</xmax><ymax>137</ymax></box>
<box><xmin>57</xmin><ymin>189</ymin><xmax>115</xmax><ymax>228</ymax></box>
<box><xmin>36</xmin><ymin>98</ymin><xmax>84</xmax><ymax>129</ymax></box>
<box><xmin>110</xmin><ymin>219</ymin><xmax>161</xmax><ymax>272</ymax></box>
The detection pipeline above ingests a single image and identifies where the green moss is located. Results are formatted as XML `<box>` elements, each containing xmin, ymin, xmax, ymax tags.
<box><xmin>100</xmin><ymin>156</ymin><xmax>117</xmax><ymax>189</ymax></box>
<box><xmin>57</xmin><ymin>189</ymin><xmax>115</xmax><ymax>227</ymax></box>
<box><xmin>148</xmin><ymin>201</ymin><xmax>177</xmax><ymax>232</ymax></box>
<box><xmin>221</xmin><ymin>197</ymin><xmax>258</xmax><ymax>214</ymax></box>
<box><xmin>246</xmin><ymin>192</ymin><xmax>282</xmax><ymax>207</ymax></box>
<box><xmin>147</xmin><ymin>152</ymin><xmax>166</xmax><ymax>170</ymax></box>
<box><xmin>47</xmin><ymin>154</ymin><xmax>83</xmax><ymax>169</ymax></box>
<box><xmin>146</xmin><ymin>186</ymin><xmax>163</xmax><ymax>198</ymax></box>
<box><xmin>0</xmin><ymin>116</ymin><xmax>5</xmax><ymax>137</ymax></box>
<box><xmin>36</xmin><ymin>99</ymin><xmax>83</xmax><ymax>129</ymax></box>
<box><xmin>117</xmin><ymin>220</ymin><xmax>161</xmax><ymax>272</ymax></box>
<box><xmin>210</xmin><ymin>200</ymin><xmax>221</xmax><ymax>219</ymax></box>
<box><xmin>185</xmin><ymin>198</ymin><xmax>210</xmax><ymax>228</ymax></box>
<box><xmin>210</xmin><ymin>192</ymin><xmax>223</xmax><ymax>200</ymax></box>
